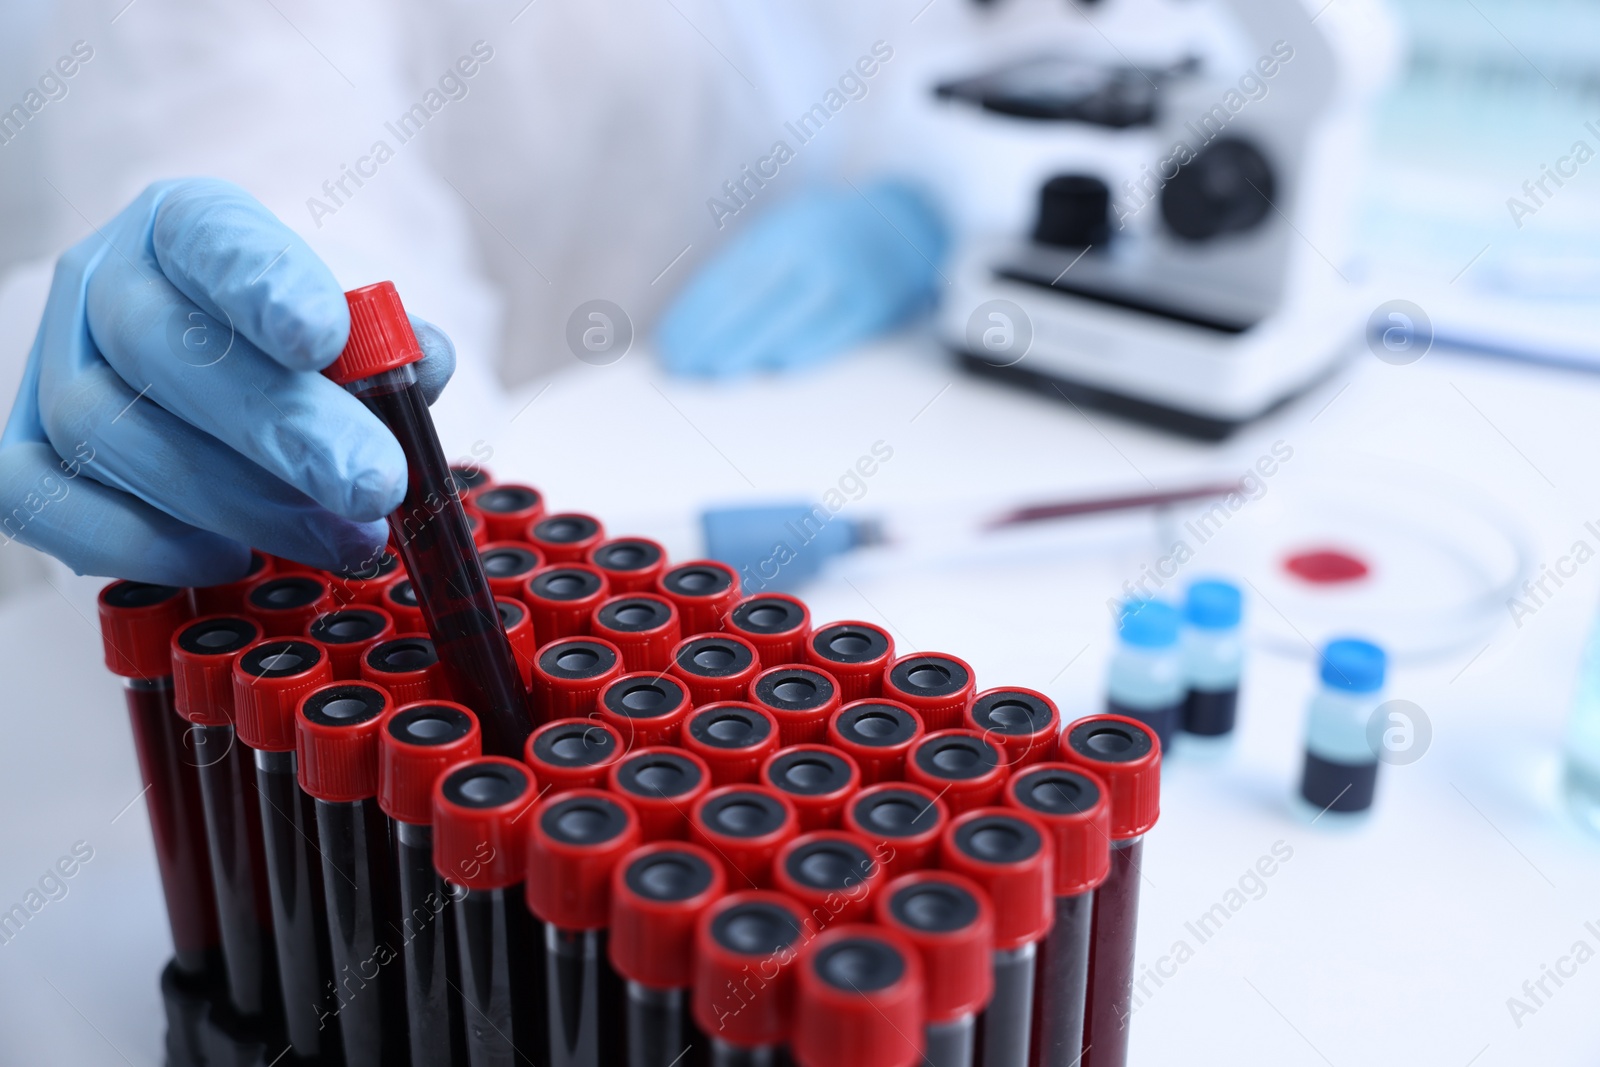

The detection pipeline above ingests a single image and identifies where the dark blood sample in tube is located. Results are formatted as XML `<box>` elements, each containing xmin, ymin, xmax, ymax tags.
<box><xmin>433</xmin><ymin>757</ymin><xmax>544</xmax><ymax>1067</ymax></box>
<box><xmin>1057</xmin><ymin>716</ymin><xmax>1159</xmax><ymax>1067</ymax></box>
<box><xmin>681</xmin><ymin>702</ymin><xmax>781</xmax><ymax>786</ymax></box>
<box><xmin>451</xmin><ymin>463</ymin><xmax>495</xmax><ymax>493</ymax></box>
<box><xmin>723</xmin><ymin>593</ymin><xmax>811</xmax><ymax>666</ymax></box>
<box><xmin>381</xmin><ymin>576</ymin><xmax>427</xmax><ymax>634</ymax></box>
<box><xmin>1005</xmin><ymin>763</ymin><xmax>1112</xmax><ymax>1067</ymax></box>
<box><xmin>876</xmin><ymin>871</ymin><xmax>995</xmax><ymax>1067</ymax></box>
<box><xmin>692</xmin><ymin>891</ymin><xmax>806</xmax><ymax>1066</ymax></box>
<box><xmin>829</xmin><ymin>700</ymin><xmax>925</xmax><ymax>785</ymax></box>
<box><xmin>98</xmin><ymin>583</ymin><xmax>221</xmax><ymax>983</ymax></box>
<box><xmin>608</xmin><ymin>747</ymin><xmax>712</xmax><ymax>842</ymax></box>
<box><xmin>670</xmin><ymin>633</ymin><xmax>760</xmax><ymax>707</ymax></box>
<box><xmin>968</xmin><ymin>687</ymin><xmax>1060</xmax><ymax>769</ymax></box>
<box><xmin>324</xmin><ymin>282</ymin><xmax>535</xmax><ymax>759</ymax></box>
<box><xmin>308</xmin><ymin>606</ymin><xmax>395</xmax><ymax>679</ymax></box>
<box><xmin>793</xmin><ymin>924</ymin><xmax>925</xmax><ymax>1067</ymax></box>
<box><xmin>464</xmin><ymin>507</ymin><xmax>490</xmax><ymax>548</ymax></box>
<box><xmin>380</xmin><ymin>700</ymin><xmax>482</xmax><ymax>1067</ymax></box>
<box><xmin>656</xmin><ymin>560</ymin><xmax>740</xmax><ymax>635</ymax></box>
<box><xmin>497</xmin><ymin>597</ymin><xmax>538</xmax><ymax>687</ymax></box>
<box><xmin>690</xmin><ymin>785</ymin><xmax>799</xmax><ymax>889</ymax></box>
<box><xmin>527</xmin><ymin>717</ymin><xmax>625</xmax><ymax>794</ymax></box>
<box><xmin>529</xmin><ymin>512</ymin><xmax>607</xmax><ymax>564</ymax></box>
<box><xmin>481</xmin><ymin>541</ymin><xmax>547</xmax><ymax>603</ymax></box>
<box><xmin>591</xmin><ymin>594</ymin><xmax>681</xmax><ymax>673</ymax></box>
<box><xmin>296</xmin><ymin>681</ymin><xmax>406</xmax><ymax>1067</ymax></box>
<box><xmin>363</xmin><ymin>633</ymin><xmax>451</xmax><ymax>706</ymax></box>
<box><xmin>191</xmin><ymin>550</ymin><xmax>273</xmax><ymax>616</ymax></box>
<box><xmin>906</xmin><ymin>729</ymin><xmax>1011</xmax><ymax>816</ymax></box>
<box><xmin>939</xmin><ymin>808</ymin><xmax>1054</xmax><ymax>1067</ymax></box>
<box><xmin>747</xmin><ymin>665</ymin><xmax>841</xmax><ymax>746</ymax></box>
<box><xmin>610</xmin><ymin>842</ymin><xmax>725</xmax><ymax>1067</ymax></box>
<box><xmin>525</xmin><ymin>564</ymin><xmax>611</xmax><ymax>641</ymax></box>
<box><xmin>232</xmin><ymin>636</ymin><xmax>338</xmax><ymax>1060</ymax></box>
<box><xmin>532</xmin><ymin>636</ymin><xmax>624</xmax><ymax>722</ymax></box>
<box><xmin>245</xmin><ymin>573</ymin><xmax>333</xmax><ymax>638</ymax></box>
<box><xmin>760</xmin><ymin>745</ymin><xmax>861</xmax><ymax>831</ymax></box>
<box><xmin>587</xmin><ymin>537</ymin><xmax>669</xmax><ymax>595</ymax></box>
<box><xmin>328</xmin><ymin>549</ymin><xmax>403</xmax><ymax>608</ymax></box>
<box><xmin>805</xmin><ymin>620</ymin><xmax>894</xmax><ymax>703</ymax></box>
<box><xmin>469</xmin><ymin>481</ymin><xmax>546</xmax><ymax>543</ymax></box>
<box><xmin>597</xmin><ymin>673</ymin><xmax>692</xmax><ymax>751</ymax></box>
<box><xmin>772</xmin><ymin>830</ymin><xmax>884</xmax><ymax>927</ymax></box>
<box><xmin>843</xmin><ymin>783</ymin><xmax>948</xmax><ymax>878</ymax></box>
<box><xmin>884</xmin><ymin>653</ymin><xmax>977</xmax><ymax>732</ymax></box>
<box><xmin>527</xmin><ymin>789</ymin><xmax>641</xmax><ymax>1067</ymax></box>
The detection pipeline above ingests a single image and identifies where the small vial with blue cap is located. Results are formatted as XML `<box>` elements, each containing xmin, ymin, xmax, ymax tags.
<box><xmin>1299</xmin><ymin>637</ymin><xmax>1386</xmax><ymax>817</ymax></box>
<box><xmin>1106</xmin><ymin>598</ymin><xmax>1184</xmax><ymax>754</ymax></box>
<box><xmin>1181</xmin><ymin>579</ymin><xmax>1244</xmax><ymax>740</ymax></box>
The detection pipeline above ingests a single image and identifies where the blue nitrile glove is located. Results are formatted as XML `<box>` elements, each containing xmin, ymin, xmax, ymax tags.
<box><xmin>0</xmin><ymin>178</ymin><xmax>455</xmax><ymax>587</ymax></box>
<box><xmin>657</xmin><ymin>179</ymin><xmax>948</xmax><ymax>377</ymax></box>
<box><xmin>702</xmin><ymin>502</ymin><xmax>865</xmax><ymax>593</ymax></box>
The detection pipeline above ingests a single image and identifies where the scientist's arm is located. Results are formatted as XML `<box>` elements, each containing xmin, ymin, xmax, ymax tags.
<box><xmin>0</xmin><ymin>178</ymin><xmax>454</xmax><ymax>586</ymax></box>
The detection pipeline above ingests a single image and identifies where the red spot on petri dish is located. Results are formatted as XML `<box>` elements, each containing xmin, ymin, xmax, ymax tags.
<box><xmin>1284</xmin><ymin>549</ymin><xmax>1370</xmax><ymax>584</ymax></box>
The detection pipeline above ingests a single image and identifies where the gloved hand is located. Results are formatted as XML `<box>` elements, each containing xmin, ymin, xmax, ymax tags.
<box><xmin>0</xmin><ymin>178</ymin><xmax>455</xmax><ymax>587</ymax></box>
<box><xmin>657</xmin><ymin>179</ymin><xmax>948</xmax><ymax>377</ymax></box>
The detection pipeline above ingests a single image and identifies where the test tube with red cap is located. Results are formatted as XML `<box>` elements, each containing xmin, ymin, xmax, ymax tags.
<box><xmin>805</xmin><ymin>620</ymin><xmax>894</xmax><ymax>702</ymax></box>
<box><xmin>597</xmin><ymin>673</ymin><xmax>693</xmax><ymax>751</ymax></box>
<box><xmin>381</xmin><ymin>576</ymin><xmax>427</xmax><ymax>633</ymax></box>
<box><xmin>1057</xmin><ymin>715</ymin><xmax>1160</xmax><ymax>1067</ymax></box>
<box><xmin>693</xmin><ymin>891</ymin><xmax>807</xmax><ymax>1067</ymax></box>
<box><xmin>324</xmin><ymin>282</ymin><xmax>534</xmax><ymax>758</ymax></box>
<box><xmin>906</xmin><ymin>729</ymin><xmax>1012</xmax><ymax>816</ymax></box>
<box><xmin>828</xmin><ymin>699</ymin><xmax>925</xmax><ymax>784</ymax></box>
<box><xmin>1005</xmin><ymin>763</ymin><xmax>1112</xmax><ymax>1067</ymax></box>
<box><xmin>968</xmin><ymin>687</ymin><xmax>1060</xmax><ymax>769</ymax></box>
<box><xmin>608</xmin><ymin>747</ymin><xmax>712</xmax><ymax>841</ymax></box>
<box><xmin>327</xmin><ymin>548</ymin><xmax>404</xmax><ymax>607</ymax></box>
<box><xmin>591</xmin><ymin>594</ymin><xmax>681</xmax><ymax>673</ymax></box>
<box><xmin>525</xmin><ymin>563</ymin><xmax>611</xmax><ymax>641</ymax></box>
<box><xmin>434</xmin><ymin>756</ymin><xmax>544</xmax><ymax>1067</ymax></box>
<box><xmin>450</xmin><ymin>462</ymin><xmax>494</xmax><ymax>495</ymax></box>
<box><xmin>670</xmin><ymin>633</ymin><xmax>761</xmax><ymax>707</ymax></box>
<box><xmin>680</xmin><ymin>702</ymin><xmax>781</xmax><ymax>786</ymax></box>
<box><xmin>722</xmin><ymin>593</ymin><xmax>811</xmax><ymax>665</ymax></box>
<box><xmin>480</xmin><ymin>541</ymin><xmax>547</xmax><ymax>603</ymax></box>
<box><xmin>876</xmin><ymin>871</ymin><xmax>995</xmax><ymax>1067</ymax></box>
<box><xmin>245</xmin><ymin>572</ymin><xmax>333</xmax><ymax>637</ymax></box>
<box><xmin>610</xmin><ymin>842</ymin><xmax>725</xmax><ymax>1067</ymax></box>
<box><xmin>771</xmin><ymin>829</ymin><xmax>884</xmax><ymax>928</ymax></box>
<box><xmin>496</xmin><ymin>597</ymin><xmax>538</xmax><ymax>686</ymax></box>
<box><xmin>793</xmin><ymin>924</ymin><xmax>925</xmax><ymax>1067</ymax></box>
<box><xmin>527</xmin><ymin>717</ymin><xmax>625</xmax><ymax>794</ymax></box>
<box><xmin>532</xmin><ymin>636</ymin><xmax>624</xmax><ymax>722</ymax></box>
<box><xmin>469</xmin><ymin>481</ymin><xmax>546</xmax><ymax>542</ymax></box>
<box><xmin>747</xmin><ymin>664</ymin><xmax>840</xmax><ymax>746</ymax></box>
<box><xmin>191</xmin><ymin>550</ymin><xmax>273</xmax><ymax>616</ymax></box>
<box><xmin>379</xmin><ymin>700</ymin><xmax>481</xmax><ymax>1067</ymax></box>
<box><xmin>843</xmin><ymin>783</ymin><xmax>949</xmax><ymax>878</ymax></box>
<box><xmin>940</xmin><ymin>807</ymin><xmax>1054</xmax><ymax>1067</ymax></box>
<box><xmin>296</xmin><ymin>680</ymin><xmax>406</xmax><ymax>1067</ymax></box>
<box><xmin>528</xmin><ymin>512</ymin><xmax>607</xmax><ymax>563</ymax></box>
<box><xmin>232</xmin><ymin>635</ymin><xmax>338</xmax><ymax>1060</ymax></box>
<box><xmin>884</xmin><ymin>653</ymin><xmax>977</xmax><ymax>732</ymax></box>
<box><xmin>587</xmin><ymin>536</ymin><xmax>669</xmax><ymax>595</ymax></box>
<box><xmin>307</xmin><ymin>605</ymin><xmax>395</xmax><ymax>679</ymax></box>
<box><xmin>363</xmin><ymin>633</ymin><xmax>452</xmax><ymax>705</ymax></box>
<box><xmin>690</xmin><ymin>784</ymin><xmax>799</xmax><ymax>888</ymax></box>
<box><xmin>760</xmin><ymin>745</ymin><xmax>861</xmax><ymax>831</ymax></box>
<box><xmin>526</xmin><ymin>789</ymin><xmax>641</xmax><ymax>1067</ymax></box>
<box><xmin>656</xmin><ymin>560</ymin><xmax>740</xmax><ymax>634</ymax></box>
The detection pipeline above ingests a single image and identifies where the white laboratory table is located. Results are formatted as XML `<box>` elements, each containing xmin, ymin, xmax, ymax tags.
<box><xmin>3</xmin><ymin>332</ymin><xmax>1599</xmax><ymax>1066</ymax></box>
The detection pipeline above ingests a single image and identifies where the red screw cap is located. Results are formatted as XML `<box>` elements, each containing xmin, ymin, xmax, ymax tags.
<box><xmin>587</xmin><ymin>537</ymin><xmax>668</xmax><ymax>595</ymax></box>
<box><xmin>693</xmin><ymin>891</ymin><xmax>808</xmax><ymax>1049</ymax></box>
<box><xmin>233</xmin><ymin>637</ymin><xmax>334</xmax><ymax>752</ymax></box>
<box><xmin>306</xmin><ymin>606</ymin><xmax>395</xmax><ymax>680</ymax></box>
<box><xmin>938</xmin><ymin>808</ymin><xmax>1053</xmax><ymax>951</ymax></box>
<box><xmin>531</xmin><ymin>637</ymin><xmax>623</xmax><ymax>722</ymax></box>
<box><xmin>794</xmin><ymin>924</ymin><xmax>924</xmax><ymax>1067</ymax></box>
<box><xmin>528</xmin><ymin>512</ymin><xmax>606</xmax><ymax>565</ymax></box>
<box><xmin>171</xmin><ymin>615</ymin><xmax>261</xmax><ymax>726</ymax></box>
<box><xmin>883</xmin><ymin>653</ymin><xmax>976</xmax><ymax>733</ymax></box>
<box><xmin>380</xmin><ymin>577</ymin><xmax>426</xmax><ymax>633</ymax></box>
<box><xmin>772</xmin><ymin>830</ymin><xmax>884</xmax><ymax>927</ymax></box>
<box><xmin>323</xmin><ymin>281</ymin><xmax>424</xmax><ymax>385</ymax></box>
<box><xmin>380</xmin><ymin>700</ymin><xmax>482</xmax><ymax>826</ymax></box>
<box><xmin>597</xmin><ymin>673</ymin><xmax>692</xmax><ymax>751</ymax></box>
<box><xmin>656</xmin><ymin>560</ymin><xmax>740</xmax><ymax>635</ymax></box>
<box><xmin>100</xmin><ymin>581</ymin><xmax>193</xmax><ymax>680</ymax></box>
<box><xmin>244</xmin><ymin>574</ymin><xmax>333</xmax><ymax>638</ymax></box>
<box><xmin>525</xmin><ymin>717</ymin><xmax>624</xmax><ymax>795</ymax></box>
<box><xmin>1057</xmin><ymin>715</ymin><xmax>1160</xmax><ymax>840</ymax></box>
<box><xmin>967</xmin><ymin>687</ymin><xmax>1060</xmax><ymax>768</ymax></box>
<box><xmin>611</xmin><ymin>842</ymin><xmax>727</xmax><ymax>990</ymax></box>
<box><xmin>590</xmin><ymin>594</ymin><xmax>681</xmax><ymax>673</ymax></box>
<box><xmin>1005</xmin><ymin>763</ymin><xmax>1112</xmax><ymax>896</ymax></box>
<box><xmin>326</xmin><ymin>549</ymin><xmax>402</xmax><ymax>608</ymax></box>
<box><xmin>480</xmin><ymin>541</ymin><xmax>547</xmax><ymax>603</ymax></box>
<box><xmin>905</xmin><ymin>729</ymin><xmax>1011</xmax><ymax>817</ymax></box>
<box><xmin>526</xmin><ymin>788</ymin><xmax>641</xmax><ymax>931</ymax></box>
<box><xmin>681</xmin><ymin>702</ymin><xmax>781</xmax><ymax>786</ymax></box>
<box><xmin>190</xmin><ymin>551</ymin><xmax>273</xmax><ymax>617</ymax></box>
<box><xmin>495</xmin><ymin>597</ymin><xmax>537</xmax><ymax>687</ymax></box>
<box><xmin>608</xmin><ymin>747</ymin><xmax>712</xmax><ymax>842</ymax></box>
<box><xmin>875</xmin><ymin>871</ymin><xmax>994</xmax><ymax>1025</ymax></box>
<box><xmin>723</xmin><ymin>593</ymin><xmax>811</xmax><ymax>666</ymax></box>
<box><xmin>524</xmin><ymin>563</ymin><xmax>610</xmax><ymax>641</ymax></box>
<box><xmin>761</xmin><ymin>745</ymin><xmax>861</xmax><ymax>832</ymax></box>
<box><xmin>469</xmin><ymin>482</ymin><xmax>546</xmax><ymax>544</ymax></box>
<box><xmin>828</xmin><ymin>700</ymin><xmax>925</xmax><ymax>785</ymax></box>
<box><xmin>748</xmin><ymin>665</ymin><xmax>841</xmax><ymax>747</ymax></box>
<box><xmin>805</xmin><ymin>621</ymin><xmax>894</xmax><ymax>703</ymax></box>
<box><xmin>690</xmin><ymin>785</ymin><xmax>800</xmax><ymax>889</ymax></box>
<box><xmin>843</xmin><ymin>784</ymin><xmax>948</xmax><ymax>879</ymax></box>
<box><xmin>432</xmin><ymin>756</ymin><xmax>538</xmax><ymax>890</ymax></box>
<box><xmin>296</xmin><ymin>681</ymin><xmax>392</xmax><ymax>803</ymax></box>
<box><xmin>362</xmin><ymin>634</ymin><xmax>450</xmax><ymax>706</ymax></box>
<box><xmin>670</xmin><ymin>633</ymin><xmax>761</xmax><ymax>707</ymax></box>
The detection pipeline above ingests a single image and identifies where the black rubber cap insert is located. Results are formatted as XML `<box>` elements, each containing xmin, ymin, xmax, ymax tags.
<box><xmin>913</xmin><ymin>734</ymin><xmax>1000</xmax><ymax>782</ymax></box>
<box><xmin>248</xmin><ymin>576</ymin><xmax>324</xmax><ymax>611</ymax></box>
<box><xmin>442</xmin><ymin>761</ymin><xmax>529</xmax><ymax>808</ymax></box>
<box><xmin>688</xmin><ymin>707</ymin><xmax>770</xmax><ymax>749</ymax></box>
<box><xmin>542</xmin><ymin>794</ymin><xmax>629</xmax><ymax>846</ymax></box>
<box><xmin>481</xmin><ymin>545</ymin><xmax>541</xmax><ymax>578</ymax></box>
<box><xmin>475</xmin><ymin>486</ymin><xmax>541</xmax><ymax>514</ymax></box>
<box><xmin>367</xmin><ymin>637</ymin><xmax>438</xmax><ymax>675</ymax></box>
<box><xmin>815</xmin><ymin>938</ymin><xmax>904</xmax><ymax>993</ymax></box>
<box><xmin>597</xmin><ymin>597</ymin><xmax>673</xmax><ymax>632</ymax></box>
<box><xmin>626</xmin><ymin>849</ymin><xmax>714</xmax><ymax>902</ymax></box>
<box><xmin>889</xmin><ymin>879</ymin><xmax>979</xmax><ymax>933</ymax></box>
<box><xmin>603</xmin><ymin>677</ymin><xmax>686</xmax><ymax>719</ymax></box>
<box><xmin>753</xmin><ymin>668</ymin><xmax>833</xmax><ymax>711</ymax></box>
<box><xmin>531</xmin><ymin>721</ymin><xmax>618</xmax><ymax>768</ymax></box>
<box><xmin>309</xmin><ymin>609</ymin><xmax>388</xmax><ymax>646</ymax></box>
<box><xmin>952</xmin><ymin>813</ymin><xmax>1042</xmax><ymax>865</ymax></box>
<box><xmin>530</xmin><ymin>568</ymin><xmax>604</xmax><ymax>602</ymax></box>
<box><xmin>592</xmin><ymin>539</ymin><xmax>661</xmax><ymax>573</ymax></box>
<box><xmin>534</xmin><ymin>515</ymin><xmax>599</xmax><ymax>544</ymax></box>
<box><xmin>388</xmin><ymin>704</ymin><xmax>475</xmax><ymax>747</ymax></box>
<box><xmin>852</xmin><ymin>789</ymin><xmax>940</xmax><ymax>839</ymax></box>
<box><xmin>662</xmin><ymin>563</ymin><xmax>731</xmax><ymax>597</ymax></box>
<box><xmin>834</xmin><ymin>703</ymin><xmax>918</xmax><ymax>748</ymax></box>
<box><xmin>784</xmin><ymin>838</ymin><xmax>873</xmax><ymax>891</ymax></box>
<box><xmin>889</xmin><ymin>656</ymin><xmax>968</xmax><ymax>697</ymax></box>
<box><xmin>1012</xmin><ymin>767</ymin><xmax>1101</xmax><ymax>816</ymax></box>
<box><xmin>712</xmin><ymin>900</ymin><xmax>802</xmax><ymax>955</ymax></box>
<box><xmin>239</xmin><ymin>639</ymin><xmax>322</xmax><ymax>679</ymax></box>
<box><xmin>537</xmin><ymin>640</ymin><xmax>617</xmax><ymax>680</ymax></box>
<box><xmin>766</xmin><ymin>749</ymin><xmax>853</xmax><ymax>797</ymax></box>
<box><xmin>731</xmin><ymin>597</ymin><xmax>805</xmax><ymax>635</ymax></box>
<box><xmin>676</xmin><ymin>637</ymin><xmax>753</xmax><ymax>678</ymax></box>
<box><xmin>1065</xmin><ymin>719</ymin><xmax>1153</xmax><ymax>763</ymax></box>
<box><xmin>302</xmin><ymin>683</ymin><xmax>388</xmax><ymax>727</ymax></box>
<box><xmin>616</xmin><ymin>751</ymin><xmax>702</xmax><ymax>799</ymax></box>
<box><xmin>178</xmin><ymin>616</ymin><xmax>259</xmax><ymax>656</ymax></box>
<box><xmin>811</xmin><ymin>624</ymin><xmax>888</xmax><ymax>664</ymax></box>
<box><xmin>971</xmin><ymin>690</ymin><xmax>1055</xmax><ymax>736</ymax></box>
<box><xmin>701</xmin><ymin>790</ymin><xmax>788</xmax><ymax>839</ymax></box>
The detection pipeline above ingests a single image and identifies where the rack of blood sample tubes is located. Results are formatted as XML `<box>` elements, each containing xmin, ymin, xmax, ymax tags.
<box><xmin>91</xmin><ymin>280</ymin><xmax>1164</xmax><ymax>1067</ymax></box>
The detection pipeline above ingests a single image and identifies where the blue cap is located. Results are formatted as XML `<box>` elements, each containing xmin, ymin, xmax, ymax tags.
<box><xmin>1117</xmin><ymin>599</ymin><xmax>1181</xmax><ymax>648</ymax></box>
<box><xmin>1319</xmin><ymin>638</ymin><xmax>1386</xmax><ymax>693</ymax></box>
<box><xmin>1184</xmin><ymin>579</ymin><xmax>1242</xmax><ymax>629</ymax></box>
